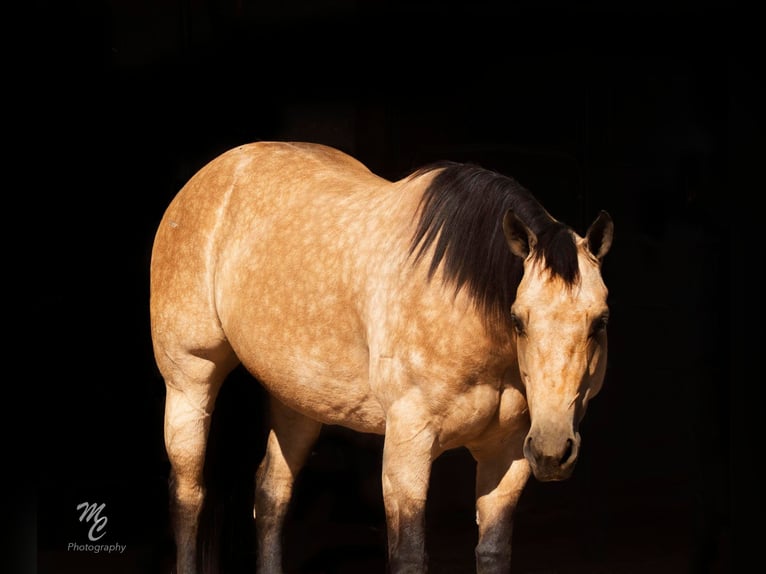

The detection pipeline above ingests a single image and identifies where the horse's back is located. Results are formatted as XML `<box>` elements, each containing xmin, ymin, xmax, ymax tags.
<box><xmin>151</xmin><ymin>140</ymin><xmax>386</xmax><ymax>318</ymax></box>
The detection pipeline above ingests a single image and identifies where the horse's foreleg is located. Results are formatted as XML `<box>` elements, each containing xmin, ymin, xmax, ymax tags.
<box><xmin>470</xmin><ymin>447</ymin><xmax>531</xmax><ymax>574</ymax></box>
<box><xmin>381</xmin><ymin>402</ymin><xmax>437</xmax><ymax>574</ymax></box>
<box><xmin>255</xmin><ymin>398</ymin><xmax>322</xmax><ymax>574</ymax></box>
<box><xmin>164</xmin><ymin>379</ymin><xmax>223</xmax><ymax>574</ymax></box>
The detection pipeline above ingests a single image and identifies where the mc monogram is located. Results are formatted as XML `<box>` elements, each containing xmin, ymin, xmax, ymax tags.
<box><xmin>76</xmin><ymin>501</ymin><xmax>108</xmax><ymax>542</ymax></box>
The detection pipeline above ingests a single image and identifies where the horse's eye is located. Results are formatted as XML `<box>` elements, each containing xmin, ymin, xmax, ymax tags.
<box><xmin>590</xmin><ymin>313</ymin><xmax>609</xmax><ymax>337</ymax></box>
<box><xmin>510</xmin><ymin>313</ymin><xmax>525</xmax><ymax>336</ymax></box>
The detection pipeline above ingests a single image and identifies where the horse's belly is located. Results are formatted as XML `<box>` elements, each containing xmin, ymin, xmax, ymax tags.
<box><xmin>215</xmin><ymin>223</ymin><xmax>389</xmax><ymax>429</ymax></box>
<box><xmin>254</xmin><ymin>362</ymin><xmax>386</xmax><ymax>434</ymax></box>
<box><xmin>231</xmin><ymin>328</ymin><xmax>387</xmax><ymax>434</ymax></box>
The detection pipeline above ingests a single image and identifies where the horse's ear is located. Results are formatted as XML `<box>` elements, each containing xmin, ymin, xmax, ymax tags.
<box><xmin>586</xmin><ymin>210</ymin><xmax>614</xmax><ymax>260</ymax></box>
<box><xmin>503</xmin><ymin>210</ymin><xmax>537</xmax><ymax>259</ymax></box>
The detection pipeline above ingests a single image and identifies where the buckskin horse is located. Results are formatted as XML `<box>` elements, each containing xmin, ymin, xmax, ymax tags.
<box><xmin>149</xmin><ymin>141</ymin><xmax>613</xmax><ymax>573</ymax></box>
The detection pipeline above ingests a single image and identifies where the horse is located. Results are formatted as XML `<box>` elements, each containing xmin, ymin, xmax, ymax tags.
<box><xmin>149</xmin><ymin>141</ymin><xmax>613</xmax><ymax>574</ymax></box>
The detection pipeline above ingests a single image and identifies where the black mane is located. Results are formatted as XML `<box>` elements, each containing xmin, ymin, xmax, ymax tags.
<box><xmin>409</xmin><ymin>162</ymin><xmax>580</xmax><ymax>327</ymax></box>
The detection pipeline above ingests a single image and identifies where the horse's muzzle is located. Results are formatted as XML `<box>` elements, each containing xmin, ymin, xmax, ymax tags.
<box><xmin>523</xmin><ymin>429</ymin><xmax>581</xmax><ymax>481</ymax></box>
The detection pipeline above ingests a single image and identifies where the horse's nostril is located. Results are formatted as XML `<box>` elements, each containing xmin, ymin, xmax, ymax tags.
<box><xmin>560</xmin><ymin>438</ymin><xmax>574</xmax><ymax>466</ymax></box>
<box><xmin>524</xmin><ymin>435</ymin><xmax>534</xmax><ymax>455</ymax></box>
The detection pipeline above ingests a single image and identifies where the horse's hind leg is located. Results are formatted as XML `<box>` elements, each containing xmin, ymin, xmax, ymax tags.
<box><xmin>163</xmin><ymin>354</ymin><xmax>234</xmax><ymax>574</ymax></box>
<box><xmin>255</xmin><ymin>397</ymin><xmax>322</xmax><ymax>574</ymax></box>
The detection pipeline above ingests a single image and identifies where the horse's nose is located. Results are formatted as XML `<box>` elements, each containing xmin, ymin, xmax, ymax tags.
<box><xmin>523</xmin><ymin>430</ymin><xmax>580</xmax><ymax>481</ymax></box>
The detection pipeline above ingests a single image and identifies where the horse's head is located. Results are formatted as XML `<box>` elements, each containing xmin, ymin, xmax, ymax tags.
<box><xmin>504</xmin><ymin>210</ymin><xmax>613</xmax><ymax>481</ymax></box>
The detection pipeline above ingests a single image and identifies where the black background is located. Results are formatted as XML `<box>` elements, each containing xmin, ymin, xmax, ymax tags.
<box><xmin>12</xmin><ymin>1</ymin><xmax>761</xmax><ymax>573</ymax></box>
